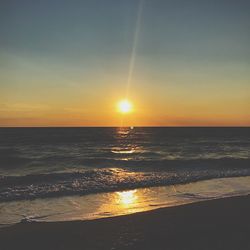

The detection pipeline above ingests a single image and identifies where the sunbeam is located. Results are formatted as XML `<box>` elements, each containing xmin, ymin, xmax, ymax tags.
<box><xmin>125</xmin><ymin>0</ymin><xmax>144</xmax><ymax>98</ymax></box>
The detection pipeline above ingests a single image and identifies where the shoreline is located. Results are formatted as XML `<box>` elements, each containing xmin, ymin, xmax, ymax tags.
<box><xmin>1</xmin><ymin>175</ymin><xmax>250</xmax><ymax>226</ymax></box>
<box><xmin>1</xmin><ymin>194</ymin><xmax>250</xmax><ymax>250</ymax></box>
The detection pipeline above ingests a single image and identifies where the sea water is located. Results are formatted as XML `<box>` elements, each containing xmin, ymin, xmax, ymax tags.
<box><xmin>0</xmin><ymin>127</ymin><xmax>249</xmax><ymax>224</ymax></box>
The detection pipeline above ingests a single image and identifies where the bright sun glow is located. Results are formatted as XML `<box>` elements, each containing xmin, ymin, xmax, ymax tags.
<box><xmin>118</xmin><ymin>100</ymin><xmax>133</xmax><ymax>113</ymax></box>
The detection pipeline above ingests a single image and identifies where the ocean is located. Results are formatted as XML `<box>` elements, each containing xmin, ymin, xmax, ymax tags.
<box><xmin>0</xmin><ymin>127</ymin><xmax>250</xmax><ymax>224</ymax></box>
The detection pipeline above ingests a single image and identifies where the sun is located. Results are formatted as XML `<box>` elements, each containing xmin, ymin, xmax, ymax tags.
<box><xmin>118</xmin><ymin>99</ymin><xmax>133</xmax><ymax>113</ymax></box>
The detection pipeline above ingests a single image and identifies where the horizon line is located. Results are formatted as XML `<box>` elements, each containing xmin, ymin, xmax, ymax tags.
<box><xmin>0</xmin><ymin>126</ymin><xmax>249</xmax><ymax>128</ymax></box>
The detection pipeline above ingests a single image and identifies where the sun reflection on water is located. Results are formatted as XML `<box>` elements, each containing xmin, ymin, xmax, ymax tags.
<box><xmin>111</xmin><ymin>148</ymin><xmax>135</xmax><ymax>154</ymax></box>
<box><xmin>116</xmin><ymin>190</ymin><xmax>138</xmax><ymax>207</ymax></box>
<box><xmin>116</xmin><ymin>127</ymin><xmax>131</xmax><ymax>136</ymax></box>
<box><xmin>111</xmin><ymin>127</ymin><xmax>141</xmax><ymax>155</ymax></box>
<box><xmin>95</xmin><ymin>189</ymin><xmax>143</xmax><ymax>217</ymax></box>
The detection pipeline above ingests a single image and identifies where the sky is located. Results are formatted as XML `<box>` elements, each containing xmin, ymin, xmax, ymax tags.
<box><xmin>0</xmin><ymin>0</ymin><xmax>249</xmax><ymax>126</ymax></box>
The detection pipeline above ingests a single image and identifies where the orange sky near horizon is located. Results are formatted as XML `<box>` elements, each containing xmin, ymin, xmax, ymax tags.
<box><xmin>1</xmin><ymin>67</ymin><xmax>249</xmax><ymax>127</ymax></box>
<box><xmin>0</xmin><ymin>96</ymin><xmax>249</xmax><ymax>127</ymax></box>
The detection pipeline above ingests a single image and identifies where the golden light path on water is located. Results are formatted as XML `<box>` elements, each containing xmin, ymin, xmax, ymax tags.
<box><xmin>116</xmin><ymin>190</ymin><xmax>138</xmax><ymax>207</ymax></box>
<box><xmin>95</xmin><ymin>190</ymin><xmax>141</xmax><ymax>217</ymax></box>
<box><xmin>80</xmin><ymin>177</ymin><xmax>250</xmax><ymax>219</ymax></box>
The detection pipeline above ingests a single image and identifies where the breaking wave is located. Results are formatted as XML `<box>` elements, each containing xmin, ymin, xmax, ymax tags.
<box><xmin>1</xmin><ymin>163</ymin><xmax>250</xmax><ymax>202</ymax></box>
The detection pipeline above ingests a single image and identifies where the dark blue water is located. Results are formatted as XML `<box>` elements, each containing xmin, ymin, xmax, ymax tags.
<box><xmin>0</xmin><ymin>127</ymin><xmax>249</xmax><ymax>201</ymax></box>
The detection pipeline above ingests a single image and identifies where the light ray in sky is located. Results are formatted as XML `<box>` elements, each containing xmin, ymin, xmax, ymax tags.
<box><xmin>125</xmin><ymin>0</ymin><xmax>144</xmax><ymax>98</ymax></box>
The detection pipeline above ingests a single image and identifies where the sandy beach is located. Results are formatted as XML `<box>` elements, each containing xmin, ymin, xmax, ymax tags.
<box><xmin>1</xmin><ymin>194</ymin><xmax>249</xmax><ymax>250</ymax></box>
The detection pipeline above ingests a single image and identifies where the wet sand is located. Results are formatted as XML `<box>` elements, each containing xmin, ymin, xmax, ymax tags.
<box><xmin>1</xmin><ymin>195</ymin><xmax>250</xmax><ymax>250</ymax></box>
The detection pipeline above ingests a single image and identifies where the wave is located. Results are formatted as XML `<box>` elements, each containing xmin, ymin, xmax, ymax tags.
<box><xmin>0</xmin><ymin>154</ymin><xmax>249</xmax><ymax>170</ymax></box>
<box><xmin>1</xmin><ymin>164</ymin><xmax>250</xmax><ymax>202</ymax></box>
